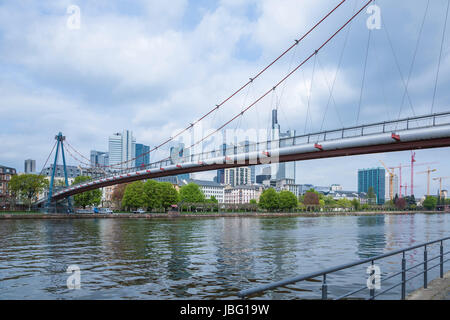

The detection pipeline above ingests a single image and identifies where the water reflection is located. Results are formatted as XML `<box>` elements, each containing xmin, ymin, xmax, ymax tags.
<box><xmin>356</xmin><ymin>215</ymin><xmax>386</xmax><ymax>259</ymax></box>
<box><xmin>0</xmin><ymin>214</ymin><xmax>448</xmax><ymax>299</ymax></box>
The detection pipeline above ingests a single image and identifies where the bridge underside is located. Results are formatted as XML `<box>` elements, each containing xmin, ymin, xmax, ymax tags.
<box><xmin>53</xmin><ymin>136</ymin><xmax>450</xmax><ymax>200</ymax></box>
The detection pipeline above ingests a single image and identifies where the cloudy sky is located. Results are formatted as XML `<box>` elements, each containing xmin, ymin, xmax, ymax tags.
<box><xmin>1</xmin><ymin>0</ymin><xmax>449</xmax><ymax>197</ymax></box>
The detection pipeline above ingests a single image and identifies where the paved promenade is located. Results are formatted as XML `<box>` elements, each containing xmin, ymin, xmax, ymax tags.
<box><xmin>407</xmin><ymin>271</ymin><xmax>450</xmax><ymax>300</ymax></box>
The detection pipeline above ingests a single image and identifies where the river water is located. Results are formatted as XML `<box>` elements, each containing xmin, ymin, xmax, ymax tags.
<box><xmin>0</xmin><ymin>213</ymin><xmax>449</xmax><ymax>299</ymax></box>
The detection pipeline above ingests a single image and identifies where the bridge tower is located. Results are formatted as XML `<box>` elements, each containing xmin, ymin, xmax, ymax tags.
<box><xmin>45</xmin><ymin>132</ymin><xmax>73</xmax><ymax>213</ymax></box>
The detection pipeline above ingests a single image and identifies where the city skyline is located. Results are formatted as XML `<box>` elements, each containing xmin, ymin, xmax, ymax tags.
<box><xmin>1</xmin><ymin>1</ymin><xmax>450</xmax><ymax>198</ymax></box>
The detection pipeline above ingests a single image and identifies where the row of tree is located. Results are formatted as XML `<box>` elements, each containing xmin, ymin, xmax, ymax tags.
<box><xmin>119</xmin><ymin>180</ymin><xmax>218</xmax><ymax>212</ymax></box>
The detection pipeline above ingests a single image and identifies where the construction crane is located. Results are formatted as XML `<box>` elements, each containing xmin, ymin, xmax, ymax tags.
<box><xmin>379</xmin><ymin>160</ymin><xmax>395</xmax><ymax>201</ymax></box>
<box><xmin>417</xmin><ymin>167</ymin><xmax>437</xmax><ymax>197</ymax></box>
<box><xmin>432</xmin><ymin>176</ymin><xmax>450</xmax><ymax>198</ymax></box>
<box><xmin>390</xmin><ymin>161</ymin><xmax>438</xmax><ymax>198</ymax></box>
<box><xmin>410</xmin><ymin>152</ymin><xmax>416</xmax><ymax>196</ymax></box>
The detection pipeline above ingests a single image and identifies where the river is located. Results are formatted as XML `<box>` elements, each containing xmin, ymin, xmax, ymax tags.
<box><xmin>0</xmin><ymin>213</ymin><xmax>449</xmax><ymax>299</ymax></box>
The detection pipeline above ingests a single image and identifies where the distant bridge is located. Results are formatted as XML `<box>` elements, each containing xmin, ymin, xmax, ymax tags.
<box><xmin>42</xmin><ymin>111</ymin><xmax>450</xmax><ymax>202</ymax></box>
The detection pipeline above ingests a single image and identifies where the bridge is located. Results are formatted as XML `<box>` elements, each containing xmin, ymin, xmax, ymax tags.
<box><xmin>42</xmin><ymin>111</ymin><xmax>450</xmax><ymax>202</ymax></box>
<box><xmin>34</xmin><ymin>0</ymin><xmax>450</xmax><ymax>210</ymax></box>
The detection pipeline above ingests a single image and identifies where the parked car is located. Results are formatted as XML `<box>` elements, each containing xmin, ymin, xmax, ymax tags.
<box><xmin>75</xmin><ymin>208</ymin><xmax>93</xmax><ymax>214</ymax></box>
<box><xmin>133</xmin><ymin>208</ymin><xmax>146</xmax><ymax>214</ymax></box>
<box><xmin>99</xmin><ymin>208</ymin><xmax>113</xmax><ymax>214</ymax></box>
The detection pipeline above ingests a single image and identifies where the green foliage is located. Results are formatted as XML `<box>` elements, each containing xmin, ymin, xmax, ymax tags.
<box><xmin>258</xmin><ymin>188</ymin><xmax>280</xmax><ymax>210</ymax></box>
<box><xmin>351</xmin><ymin>198</ymin><xmax>360</xmax><ymax>210</ymax></box>
<box><xmin>179</xmin><ymin>183</ymin><xmax>205</xmax><ymax>203</ymax></box>
<box><xmin>73</xmin><ymin>176</ymin><xmax>102</xmax><ymax>209</ymax></box>
<box><xmin>278</xmin><ymin>190</ymin><xmax>298</xmax><ymax>210</ymax></box>
<box><xmin>423</xmin><ymin>196</ymin><xmax>437</xmax><ymax>210</ymax></box>
<box><xmin>367</xmin><ymin>186</ymin><xmax>376</xmax><ymax>204</ymax></box>
<box><xmin>208</xmin><ymin>195</ymin><xmax>219</xmax><ymax>203</ymax></box>
<box><xmin>122</xmin><ymin>181</ymin><xmax>147</xmax><ymax>211</ymax></box>
<box><xmin>249</xmin><ymin>199</ymin><xmax>257</xmax><ymax>205</ymax></box>
<box><xmin>336</xmin><ymin>198</ymin><xmax>352</xmax><ymax>208</ymax></box>
<box><xmin>144</xmin><ymin>179</ymin><xmax>161</xmax><ymax>210</ymax></box>
<box><xmin>9</xmin><ymin>174</ymin><xmax>49</xmax><ymax>209</ymax></box>
<box><xmin>158</xmin><ymin>182</ymin><xmax>179</xmax><ymax>211</ymax></box>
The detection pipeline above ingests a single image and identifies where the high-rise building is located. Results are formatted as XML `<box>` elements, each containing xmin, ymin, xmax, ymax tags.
<box><xmin>108</xmin><ymin>130</ymin><xmax>136</xmax><ymax>170</ymax></box>
<box><xmin>24</xmin><ymin>159</ymin><xmax>36</xmax><ymax>173</ymax></box>
<box><xmin>170</xmin><ymin>142</ymin><xmax>191</xmax><ymax>180</ymax></box>
<box><xmin>90</xmin><ymin>151</ymin><xmax>109</xmax><ymax>168</ymax></box>
<box><xmin>358</xmin><ymin>167</ymin><xmax>386</xmax><ymax>204</ymax></box>
<box><xmin>224</xmin><ymin>167</ymin><xmax>252</xmax><ymax>186</ymax></box>
<box><xmin>385</xmin><ymin>173</ymin><xmax>399</xmax><ymax>201</ymax></box>
<box><xmin>270</xmin><ymin>109</ymin><xmax>296</xmax><ymax>181</ymax></box>
<box><xmin>135</xmin><ymin>143</ymin><xmax>150</xmax><ymax>169</ymax></box>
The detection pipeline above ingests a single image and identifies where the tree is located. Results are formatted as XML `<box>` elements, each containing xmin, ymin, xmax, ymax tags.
<box><xmin>249</xmin><ymin>199</ymin><xmax>257</xmax><ymax>205</ymax></box>
<box><xmin>208</xmin><ymin>196</ymin><xmax>219</xmax><ymax>203</ymax></box>
<box><xmin>351</xmin><ymin>198</ymin><xmax>360</xmax><ymax>211</ymax></box>
<box><xmin>73</xmin><ymin>176</ymin><xmax>102</xmax><ymax>209</ymax></box>
<box><xmin>9</xmin><ymin>174</ymin><xmax>49</xmax><ymax>210</ymax></box>
<box><xmin>259</xmin><ymin>188</ymin><xmax>280</xmax><ymax>211</ymax></box>
<box><xmin>278</xmin><ymin>190</ymin><xmax>298</xmax><ymax>211</ymax></box>
<box><xmin>158</xmin><ymin>182</ymin><xmax>179</xmax><ymax>211</ymax></box>
<box><xmin>122</xmin><ymin>181</ymin><xmax>147</xmax><ymax>211</ymax></box>
<box><xmin>144</xmin><ymin>180</ymin><xmax>162</xmax><ymax>211</ymax></box>
<box><xmin>367</xmin><ymin>186</ymin><xmax>377</xmax><ymax>204</ymax></box>
<box><xmin>423</xmin><ymin>196</ymin><xmax>437</xmax><ymax>210</ymax></box>
<box><xmin>179</xmin><ymin>183</ymin><xmax>205</xmax><ymax>203</ymax></box>
<box><xmin>303</xmin><ymin>191</ymin><xmax>319</xmax><ymax>210</ymax></box>
<box><xmin>395</xmin><ymin>197</ymin><xmax>406</xmax><ymax>210</ymax></box>
<box><xmin>111</xmin><ymin>183</ymin><xmax>128</xmax><ymax>209</ymax></box>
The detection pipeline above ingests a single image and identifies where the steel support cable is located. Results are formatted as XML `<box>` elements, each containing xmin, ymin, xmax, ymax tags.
<box><xmin>317</xmin><ymin>55</ymin><xmax>345</xmax><ymax>131</ymax></box>
<box><xmin>431</xmin><ymin>0</ymin><xmax>450</xmax><ymax>114</ymax></box>
<box><xmin>60</xmin><ymin>1</ymin><xmax>349</xmax><ymax>169</ymax></box>
<box><xmin>319</xmin><ymin>0</ymin><xmax>357</xmax><ymax>132</ymax></box>
<box><xmin>183</xmin><ymin>0</ymin><xmax>375</xmax><ymax>152</ymax></box>
<box><xmin>396</xmin><ymin>0</ymin><xmax>430</xmax><ymax>121</ymax></box>
<box><xmin>65</xmin><ymin>140</ymin><xmax>92</xmax><ymax>164</ymax></box>
<box><xmin>276</xmin><ymin>43</ymin><xmax>300</xmax><ymax>131</ymax></box>
<box><xmin>373</xmin><ymin>41</ymin><xmax>392</xmax><ymax>121</ymax></box>
<box><xmin>39</xmin><ymin>141</ymin><xmax>57</xmax><ymax>175</ymax></box>
<box><xmin>304</xmin><ymin>54</ymin><xmax>318</xmax><ymax>134</ymax></box>
<box><xmin>356</xmin><ymin>28</ymin><xmax>372</xmax><ymax>125</ymax></box>
<box><xmin>383</xmin><ymin>20</ymin><xmax>416</xmax><ymax>118</ymax></box>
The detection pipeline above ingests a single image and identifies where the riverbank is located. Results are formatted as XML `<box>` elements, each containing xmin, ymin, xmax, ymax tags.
<box><xmin>407</xmin><ymin>271</ymin><xmax>450</xmax><ymax>300</ymax></box>
<box><xmin>0</xmin><ymin>210</ymin><xmax>446</xmax><ymax>220</ymax></box>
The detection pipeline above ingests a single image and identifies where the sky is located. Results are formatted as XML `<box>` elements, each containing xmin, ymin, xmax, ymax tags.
<box><xmin>0</xmin><ymin>0</ymin><xmax>450</xmax><ymax>198</ymax></box>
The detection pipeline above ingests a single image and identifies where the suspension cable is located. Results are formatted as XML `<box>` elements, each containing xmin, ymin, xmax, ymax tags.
<box><xmin>61</xmin><ymin>0</ymin><xmax>350</xmax><ymax>169</ymax></box>
<box><xmin>356</xmin><ymin>28</ymin><xmax>372</xmax><ymax>125</ymax></box>
<box><xmin>39</xmin><ymin>141</ymin><xmax>57</xmax><ymax>175</ymax></box>
<box><xmin>431</xmin><ymin>0</ymin><xmax>450</xmax><ymax>114</ymax></box>
<box><xmin>183</xmin><ymin>0</ymin><xmax>375</xmax><ymax>153</ymax></box>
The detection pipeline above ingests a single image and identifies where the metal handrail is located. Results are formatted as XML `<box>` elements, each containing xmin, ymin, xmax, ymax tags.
<box><xmin>238</xmin><ymin>236</ymin><xmax>450</xmax><ymax>300</ymax></box>
<box><xmin>58</xmin><ymin>111</ymin><xmax>450</xmax><ymax>192</ymax></box>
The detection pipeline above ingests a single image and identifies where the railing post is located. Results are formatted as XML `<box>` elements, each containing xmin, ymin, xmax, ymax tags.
<box><xmin>401</xmin><ymin>252</ymin><xmax>406</xmax><ymax>300</ymax></box>
<box><xmin>424</xmin><ymin>246</ymin><xmax>428</xmax><ymax>289</ymax></box>
<box><xmin>370</xmin><ymin>260</ymin><xmax>375</xmax><ymax>300</ymax></box>
<box><xmin>440</xmin><ymin>241</ymin><xmax>444</xmax><ymax>278</ymax></box>
<box><xmin>321</xmin><ymin>274</ymin><xmax>327</xmax><ymax>300</ymax></box>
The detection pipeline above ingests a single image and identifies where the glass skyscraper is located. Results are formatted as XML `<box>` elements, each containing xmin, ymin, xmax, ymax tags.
<box><xmin>358</xmin><ymin>167</ymin><xmax>386</xmax><ymax>204</ymax></box>
<box><xmin>108</xmin><ymin>130</ymin><xmax>136</xmax><ymax>170</ymax></box>
<box><xmin>135</xmin><ymin>143</ymin><xmax>150</xmax><ymax>168</ymax></box>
